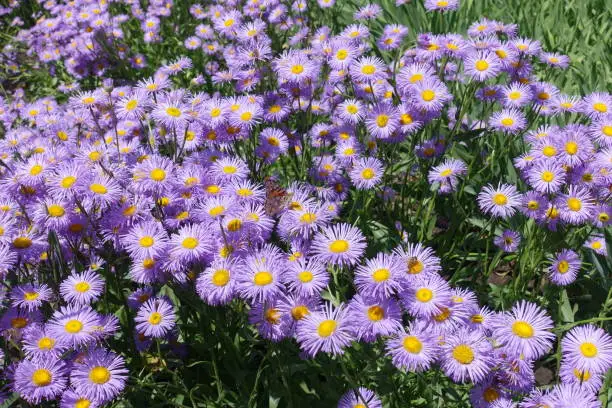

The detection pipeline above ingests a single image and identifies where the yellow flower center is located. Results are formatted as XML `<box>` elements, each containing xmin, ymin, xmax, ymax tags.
<box><xmin>165</xmin><ymin>107</ymin><xmax>181</xmax><ymax>117</ymax></box>
<box><xmin>223</xmin><ymin>165</ymin><xmax>237</xmax><ymax>174</ymax></box>
<box><xmin>209</xmin><ymin>205</ymin><xmax>225</xmax><ymax>216</ymax></box>
<box><xmin>75</xmin><ymin>399</ymin><xmax>91</xmax><ymax>408</ymax></box>
<box><xmin>182</xmin><ymin>237</ymin><xmax>198</xmax><ymax>249</ymax></box>
<box><xmin>75</xmin><ymin>282</ymin><xmax>90</xmax><ymax>292</ymax></box>
<box><xmin>567</xmin><ymin>197</ymin><xmax>582</xmax><ymax>211</ymax></box>
<box><xmin>508</xmin><ymin>91</ymin><xmax>521</xmax><ymax>100</ymax></box>
<box><xmin>565</xmin><ymin>141</ymin><xmax>578</xmax><ymax>155</ymax></box>
<box><xmin>24</xmin><ymin>291</ymin><xmax>39</xmax><ymax>301</ymax></box>
<box><xmin>30</xmin><ymin>164</ymin><xmax>43</xmax><ymax>176</ymax></box>
<box><xmin>511</xmin><ymin>321</ymin><xmax>534</xmax><ymax>338</ymax></box>
<box><xmin>483</xmin><ymin>387</ymin><xmax>499</xmax><ymax>402</ymax></box>
<box><xmin>125</xmin><ymin>100</ymin><xmax>138</xmax><ymax>111</ymax></box>
<box><xmin>89</xmin><ymin>366</ymin><xmax>111</xmax><ymax>384</ymax></box>
<box><xmin>415</xmin><ymin>288</ymin><xmax>433</xmax><ymax>302</ymax></box>
<box><xmin>212</xmin><ymin>269</ymin><xmax>230</xmax><ymax>286</ymax></box>
<box><xmin>150</xmin><ymin>168</ymin><xmax>166</xmax><ymax>181</ymax></box>
<box><xmin>254</xmin><ymin>271</ymin><xmax>273</xmax><ymax>286</ymax></box>
<box><xmin>421</xmin><ymin>90</ymin><xmax>435</xmax><ymax>102</ymax></box>
<box><xmin>32</xmin><ymin>369</ymin><xmax>52</xmax><ymax>386</ymax></box>
<box><xmin>265</xmin><ymin>308</ymin><xmax>280</xmax><ymax>324</ymax></box>
<box><xmin>403</xmin><ymin>335</ymin><xmax>422</xmax><ymax>353</ymax></box>
<box><xmin>573</xmin><ymin>368</ymin><xmax>591</xmax><ymax>381</ymax></box>
<box><xmin>65</xmin><ymin>319</ymin><xmax>83</xmax><ymax>333</ymax></box>
<box><xmin>372</xmin><ymin>268</ymin><xmax>389</xmax><ymax>282</ymax></box>
<box><xmin>89</xmin><ymin>183</ymin><xmax>107</xmax><ymax>194</ymax></box>
<box><xmin>541</xmin><ymin>171</ymin><xmax>554</xmax><ymax>182</ymax></box>
<box><xmin>452</xmin><ymin>344</ymin><xmax>474</xmax><ymax>364</ymax></box>
<box><xmin>602</xmin><ymin>125</ymin><xmax>612</xmax><ymax>137</ymax></box>
<box><xmin>475</xmin><ymin>60</ymin><xmax>489</xmax><ymax>71</ymax></box>
<box><xmin>361</xmin><ymin>168</ymin><xmax>375</xmax><ymax>180</ymax></box>
<box><xmin>299</xmin><ymin>212</ymin><xmax>317</xmax><ymax>224</ymax></box>
<box><xmin>376</xmin><ymin>114</ymin><xmax>389</xmax><ymax>128</ymax></box>
<box><xmin>593</xmin><ymin>103</ymin><xmax>607</xmax><ymax>113</ymax></box>
<box><xmin>407</xmin><ymin>258</ymin><xmax>423</xmax><ymax>274</ymax></box>
<box><xmin>361</xmin><ymin>64</ymin><xmax>376</xmax><ymax>75</ymax></box>
<box><xmin>291</xmin><ymin>64</ymin><xmax>304</xmax><ymax>74</ymax></box>
<box><xmin>471</xmin><ymin>314</ymin><xmax>484</xmax><ymax>323</ymax></box>
<box><xmin>291</xmin><ymin>305</ymin><xmax>309</xmax><ymax>320</ymax></box>
<box><xmin>580</xmin><ymin>342</ymin><xmax>598</xmax><ymax>358</ymax></box>
<box><xmin>501</xmin><ymin>118</ymin><xmax>514</xmax><ymax>126</ymax></box>
<box><xmin>493</xmin><ymin>193</ymin><xmax>508</xmax><ymax>205</ymax></box>
<box><xmin>139</xmin><ymin>236</ymin><xmax>154</xmax><ymax>247</ymax></box>
<box><xmin>148</xmin><ymin>312</ymin><xmax>162</xmax><ymax>325</ymax></box>
<box><xmin>543</xmin><ymin>146</ymin><xmax>556</xmax><ymax>157</ymax></box>
<box><xmin>329</xmin><ymin>239</ymin><xmax>349</xmax><ymax>253</ymax></box>
<box><xmin>38</xmin><ymin>337</ymin><xmax>55</xmax><ymax>350</ymax></box>
<box><xmin>298</xmin><ymin>270</ymin><xmax>313</xmax><ymax>283</ymax></box>
<box><xmin>240</xmin><ymin>112</ymin><xmax>252</xmax><ymax>122</ymax></box>
<box><xmin>367</xmin><ymin>305</ymin><xmax>384</xmax><ymax>321</ymax></box>
<box><xmin>13</xmin><ymin>237</ymin><xmax>32</xmax><ymax>249</ymax></box>
<box><xmin>317</xmin><ymin>320</ymin><xmax>337</xmax><ymax>337</ymax></box>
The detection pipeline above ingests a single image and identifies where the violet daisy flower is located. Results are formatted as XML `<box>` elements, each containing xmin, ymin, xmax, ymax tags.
<box><xmin>248</xmin><ymin>299</ymin><xmax>291</xmax><ymax>342</ymax></box>
<box><xmin>477</xmin><ymin>183</ymin><xmax>521</xmax><ymax>218</ymax></box>
<box><xmin>135</xmin><ymin>297</ymin><xmax>176</xmax><ymax>338</ymax></box>
<box><xmin>489</xmin><ymin>108</ymin><xmax>527</xmax><ymax>133</ymax></box>
<box><xmin>556</xmin><ymin>186</ymin><xmax>595</xmax><ymax>225</ymax></box>
<box><xmin>527</xmin><ymin>161</ymin><xmax>566</xmax><ymax>193</ymax></box>
<box><xmin>410</xmin><ymin>78</ymin><xmax>452</xmax><ymax>112</ymax></box>
<box><xmin>47</xmin><ymin>305</ymin><xmax>100</xmax><ymax>348</ymax></box>
<box><xmin>311</xmin><ymin>223</ymin><xmax>366</xmax><ymax>267</ymax></box>
<box><xmin>22</xmin><ymin>323</ymin><xmax>65</xmax><ymax>358</ymax></box>
<box><xmin>561</xmin><ymin>324</ymin><xmax>612</xmax><ymax>375</ymax></box>
<box><xmin>70</xmin><ymin>348</ymin><xmax>128</xmax><ymax>403</ymax></box>
<box><xmin>492</xmin><ymin>300</ymin><xmax>555</xmax><ymax>360</ymax></box>
<box><xmin>385</xmin><ymin>321</ymin><xmax>439</xmax><ymax>372</ymax></box>
<box><xmin>14</xmin><ymin>356</ymin><xmax>68</xmax><ymax>404</ymax></box>
<box><xmin>337</xmin><ymin>388</ymin><xmax>382</xmax><ymax>408</ymax></box>
<box><xmin>10</xmin><ymin>283</ymin><xmax>53</xmax><ymax>311</ymax></box>
<box><xmin>349</xmin><ymin>157</ymin><xmax>384</xmax><ymax>190</ymax></box>
<box><xmin>347</xmin><ymin>294</ymin><xmax>402</xmax><ymax>342</ymax></box>
<box><xmin>354</xmin><ymin>252</ymin><xmax>403</xmax><ymax>298</ymax></box>
<box><xmin>296</xmin><ymin>303</ymin><xmax>354</xmax><ymax>357</ymax></box>
<box><xmin>584</xmin><ymin>234</ymin><xmax>607</xmax><ymax>256</ymax></box>
<box><xmin>401</xmin><ymin>273</ymin><xmax>452</xmax><ymax>318</ymax></box>
<box><xmin>282</xmin><ymin>257</ymin><xmax>328</xmax><ymax>298</ymax></box>
<box><xmin>548</xmin><ymin>249</ymin><xmax>581</xmax><ymax>286</ymax></box>
<box><xmin>464</xmin><ymin>51</ymin><xmax>501</xmax><ymax>81</ymax></box>
<box><xmin>237</xmin><ymin>245</ymin><xmax>286</xmax><ymax>303</ymax></box>
<box><xmin>441</xmin><ymin>327</ymin><xmax>494</xmax><ymax>383</ymax></box>
<box><xmin>559</xmin><ymin>362</ymin><xmax>603</xmax><ymax>394</ymax></box>
<box><xmin>493</xmin><ymin>229</ymin><xmax>521</xmax><ymax>252</ymax></box>
<box><xmin>424</xmin><ymin>0</ymin><xmax>459</xmax><ymax>12</ymax></box>
<box><xmin>196</xmin><ymin>257</ymin><xmax>242</xmax><ymax>306</ymax></box>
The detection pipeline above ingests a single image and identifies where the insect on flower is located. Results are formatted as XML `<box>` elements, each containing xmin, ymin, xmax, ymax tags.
<box><xmin>263</xmin><ymin>177</ymin><xmax>293</xmax><ymax>217</ymax></box>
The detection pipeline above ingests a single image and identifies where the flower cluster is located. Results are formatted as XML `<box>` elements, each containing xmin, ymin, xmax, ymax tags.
<box><xmin>0</xmin><ymin>0</ymin><xmax>610</xmax><ymax>406</ymax></box>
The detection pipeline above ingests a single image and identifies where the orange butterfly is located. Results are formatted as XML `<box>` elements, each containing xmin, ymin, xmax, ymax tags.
<box><xmin>264</xmin><ymin>177</ymin><xmax>292</xmax><ymax>217</ymax></box>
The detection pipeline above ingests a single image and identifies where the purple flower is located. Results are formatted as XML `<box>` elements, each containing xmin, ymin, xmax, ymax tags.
<box><xmin>70</xmin><ymin>348</ymin><xmax>128</xmax><ymax>403</ymax></box>
<box><xmin>493</xmin><ymin>229</ymin><xmax>521</xmax><ymax>252</ymax></box>
<box><xmin>135</xmin><ymin>297</ymin><xmax>176</xmax><ymax>338</ymax></box>
<box><xmin>296</xmin><ymin>303</ymin><xmax>354</xmax><ymax>357</ymax></box>
<box><xmin>477</xmin><ymin>184</ymin><xmax>521</xmax><ymax>218</ymax></box>
<box><xmin>441</xmin><ymin>327</ymin><xmax>494</xmax><ymax>383</ymax></box>
<box><xmin>548</xmin><ymin>249</ymin><xmax>581</xmax><ymax>286</ymax></box>
<box><xmin>492</xmin><ymin>300</ymin><xmax>555</xmax><ymax>360</ymax></box>
<box><xmin>14</xmin><ymin>356</ymin><xmax>68</xmax><ymax>404</ymax></box>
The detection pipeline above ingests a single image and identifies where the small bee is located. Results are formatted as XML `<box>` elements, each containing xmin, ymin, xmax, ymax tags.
<box><xmin>406</xmin><ymin>256</ymin><xmax>421</xmax><ymax>273</ymax></box>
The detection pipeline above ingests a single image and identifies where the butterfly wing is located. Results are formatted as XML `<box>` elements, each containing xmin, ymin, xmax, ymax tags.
<box><xmin>264</xmin><ymin>178</ymin><xmax>291</xmax><ymax>216</ymax></box>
